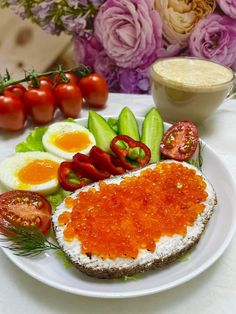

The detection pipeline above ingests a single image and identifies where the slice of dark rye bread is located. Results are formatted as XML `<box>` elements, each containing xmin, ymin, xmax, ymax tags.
<box><xmin>53</xmin><ymin>160</ymin><xmax>217</xmax><ymax>279</ymax></box>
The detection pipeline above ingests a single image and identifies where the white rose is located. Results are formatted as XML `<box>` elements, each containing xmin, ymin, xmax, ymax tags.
<box><xmin>154</xmin><ymin>0</ymin><xmax>216</xmax><ymax>47</ymax></box>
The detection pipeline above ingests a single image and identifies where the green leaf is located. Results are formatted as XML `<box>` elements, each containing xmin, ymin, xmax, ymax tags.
<box><xmin>64</xmin><ymin>118</ymin><xmax>77</xmax><ymax>123</ymax></box>
<box><xmin>107</xmin><ymin>117</ymin><xmax>118</xmax><ymax>133</ymax></box>
<box><xmin>55</xmin><ymin>250</ymin><xmax>73</xmax><ymax>269</ymax></box>
<box><xmin>179</xmin><ymin>250</ymin><xmax>193</xmax><ymax>262</ymax></box>
<box><xmin>46</xmin><ymin>188</ymin><xmax>71</xmax><ymax>213</ymax></box>
<box><xmin>16</xmin><ymin>126</ymin><xmax>48</xmax><ymax>152</ymax></box>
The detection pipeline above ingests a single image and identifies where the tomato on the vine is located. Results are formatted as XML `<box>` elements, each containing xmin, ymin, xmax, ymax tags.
<box><xmin>160</xmin><ymin>121</ymin><xmax>199</xmax><ymax>161</ymax></box>
<box><xmin>54</xmin><ymin>83</ymin><xmax>82</xmax><ymax>118</ymax></box>
<box><xmin>78</xmin><ymin>73</ymin><xmax>109</xmax><ymax>108</ymax></box>
<box><xmin>0</xmin><ymin>190</ymin><xmax>52</xmax><ymax>235</ymax></box>
<box><xmin>24</xmin><ymin>87</ymin><xmax>56</xmax><ymax>124</ymax></box>
<box><xmin>54</xmin><ymin>72</ymin><xmax>80</xmax><ymax>86</ymax></box>
<box><xmin>5</xmin><ymin>83</ymin><xmax>26</xmax><ymax>99</ymax></box>
<box><xmin>0</xmin><ymin>91</ymin><xmax>26</xmax><ymax>131</ymax></box>
<box><xmin>29</xmin><ymin>76</ymin><xmax>53</xmax><ymax>90</ymax></box>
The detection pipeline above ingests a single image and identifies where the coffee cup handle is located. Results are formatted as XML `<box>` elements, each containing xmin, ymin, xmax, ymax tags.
<box><xmin>226</xmin><ymin>72</ymin><xmax>236</xmax><ymax>100</ymax></box>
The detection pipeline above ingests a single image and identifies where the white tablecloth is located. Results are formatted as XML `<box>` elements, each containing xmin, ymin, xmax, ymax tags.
<box><xmin>0</xmin><ymin>93</ymin><xmax>236</xmax><ymax>314</ymax></box>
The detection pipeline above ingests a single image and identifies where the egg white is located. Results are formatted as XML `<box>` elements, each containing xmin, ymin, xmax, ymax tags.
<box><xmin>42</xmin><ymin>122</ymin><xmax>96</xmax><ymax>161</ymax></box>
<box><xmin>0</xmin><ymin>152</ymin><xmax>62</xmax><ymax>195</ymax></box>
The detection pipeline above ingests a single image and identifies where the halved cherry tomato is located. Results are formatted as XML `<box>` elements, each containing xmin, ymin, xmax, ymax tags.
<box><xmin>160</xmin><ymin>121</ymin><xmax>199</xmax><ymax>161</ymax></box>
<box><xmin>28</xmin><ymin>76</ymin><xmax>53</xmax><ymax>90</ymax></box>
<box><xmin>24</xmin><ymin>87</ymin><xmax>56</xmax><ymax>124</ymax></box>
<box><xmin>54</xmin><ymin>72</ymin><xmax>80</xmax><ymax>86</ymax></box>
<box><xmin>0</xmin><ymin>190</ymin><xmax>52</xmax><ymax>235</ymax></box>
<box><xmin>78</xmin><ymin>73</ymin><xmax>108</xmax><ymax>108</ymax></box>
<box><xmin>5</xmin><ymin>83</ymin><xmax>26</xmax><ymax>99</ymax></box>
<box><xmin>0</xmin><ymin>91</ymin><xmax>26</xmax><ymax>131</ymax></box>
<box><xmin>54</xmin><ymin>83</ymin><xmax>82</xmax><ymax>118</ymax></box>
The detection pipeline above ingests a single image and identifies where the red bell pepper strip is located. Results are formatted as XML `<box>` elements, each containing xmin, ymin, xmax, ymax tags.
<box><xmin>110</xmin><ymin>135</ymin><xmax>151</xmax><ymax>170</ymax></box>
<box><xmin>58</xmin><ymin>161</ymin><xmax>89</xmax><ymax>192</ymax></box>
<box><xmin>89</xmin><ymin>146</ymin><xmax>125</xmax><ymax>176</ymax></box>
<box><xmin>72</xmin><ymin>152</ymin><xmax>110</xmax><ymax>181</ymax></box>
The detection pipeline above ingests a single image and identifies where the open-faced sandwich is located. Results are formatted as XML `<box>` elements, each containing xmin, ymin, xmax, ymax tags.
<box><xmin>53</xmin><ymin>160</ymin><xmax>216</xmax><ymax>279</ymax></box>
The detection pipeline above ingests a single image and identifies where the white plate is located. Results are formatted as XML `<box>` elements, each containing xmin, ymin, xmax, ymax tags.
<box><xmin>1</xmin><ymin>117</ymin><xmax>236</xmax><ymax>299</ymax></box>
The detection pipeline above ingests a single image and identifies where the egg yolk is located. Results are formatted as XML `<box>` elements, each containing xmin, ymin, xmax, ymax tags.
<box><xmin>53</xmin><ymin>132</ymin><xmax>91</xmax><ymax>152</ymax></box>
<box><xmin>18</xmin><ymin>159</ymin><xmax>59</xmax><ymax>185</ymax></box>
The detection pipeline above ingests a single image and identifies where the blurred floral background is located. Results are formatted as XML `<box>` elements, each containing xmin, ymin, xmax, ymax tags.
<box><xmin>1</xmin><ymin>0</ymin><xmax>236</xmax><ymax>94</ymax></box>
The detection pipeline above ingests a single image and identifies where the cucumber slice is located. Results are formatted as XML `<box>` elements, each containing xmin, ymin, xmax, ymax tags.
<box><xmin>88</xmin><ymin>111</ymin><xmax>117</xmax><ymax>152</ymax></box>
<box><xmin>141</xmin><ymin>108</ymin><xmax>164</xmax><ymax>163</ymax></box>
<box><xmin>107</xmin><ymin>117</ymin><xmax>118</xmax><ymax>133</ymax></box>
<box><xmin>118</xmin><ymin>107</ymin><xmax>141</xmax><ymax>159</ymax></box>
<box><xmin>118</xmin><ymin>107</ymin><xmax>140</xmax><ymax>140</ymax></box>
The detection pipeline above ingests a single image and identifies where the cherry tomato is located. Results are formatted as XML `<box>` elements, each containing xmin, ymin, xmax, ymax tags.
<box><xmin>54</xmin><ymin>72</ymin><xmax>80</xmax><ymax>86</ymax></box>
<box><xmin>24</xmin><ymin>87</ymin><xmax>56</xmax><ymax>124</ymax></box>
<box><xmin>0</xmin><ymin>190</ymin><xmax>52</xmax><ymax>235</ymax></box>
<box><xmin>5</xmin><ymin>83</ymin><xmax>26</xmax><ymax>99</ymax></box>
<box><xmin>28</xmin><ymin>76</ymin><xmax>53</xmax><ymax>90</ymax></box>
<box><xmin>160</xmin><ymin>121</ymin><xmax>199</xmax><ymax>161</ymax></box>
<box><xmin>78</xmin><ymin>73</ymin><xmax>109</xmax><ymax>108</ymax></box>
<box><xmin>0</xmin><ymin>91</ymin><xmax>26</xmax><ymax>131</ymax></box>
<box><xmin>54</xmin><ymin>83</ymin><xmax>82</xmax><ymax>118</ymax></box>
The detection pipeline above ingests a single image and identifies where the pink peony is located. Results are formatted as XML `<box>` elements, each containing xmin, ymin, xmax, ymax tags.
<box><xmin>94</xmin><ymin>0</ymin><xmax>163</xmax><ymax>69</ymax></box>
<box><xmin>189</xmin><ymin>14</ymin><xmax>236</xmax><ymax>70</ymax></box>
<box><xmin>217</xmin><ymin>0</ymin><xmax>236</xmax><ymax>19</ymax></box>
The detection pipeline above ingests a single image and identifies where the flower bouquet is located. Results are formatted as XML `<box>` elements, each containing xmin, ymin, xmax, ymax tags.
<box><xmin>1</xmin><ymin>0</ymin><xmax>236</xmax><ymax>94</ymax></box>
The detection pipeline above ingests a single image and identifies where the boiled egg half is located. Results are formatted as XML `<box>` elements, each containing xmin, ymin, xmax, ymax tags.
<box><xmin>0</xmin><ymin>152</ymin><xmax>62</xmax><ymax>195</ymax></box>
<box><xmin>42</xmin><ymin>122</ymin><xmax>96</xmax><ymax>160</ymax></box>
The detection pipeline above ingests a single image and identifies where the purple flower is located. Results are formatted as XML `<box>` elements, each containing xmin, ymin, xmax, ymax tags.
<box><xmin>31</xmin><ymin>0</ymin><xmax>55</xmax><ymax>20</ymax></box>
<box><xmin>189</xmin><ymin>14</ymin><xmax>236</xmax><ymax>70</ymax></box>
<box><xmin>7</xmin><ymin>0</ymin><xmax>28</xmax><ymax>19</ymax></box>
<box><xmin>67</xmin><ymin>0</ymin><xmax>104</xmax><ymax>6</ymax></box>
<box><xmin>94</xmin><ymin>0</ymin><xmax>163</xmax><ymax>69</ymax></box>
<box><xmin>94</xmin><ymin>51</ymin><xmax>120</xmax><ymax>92</ymax></box>
<box><xmin>217</xmin><ymin>0</ymin><xmax>236</xmax><ymax>19</ymax></box>
<box><xmin>41</xmin><ymin>20</ymin><xmax>60</xmax><ymax>35</ymax></box>
<box><xmin>119</xmin><ymin>68</ymin><xmax>150</xmax><ymax>94</ymax></box>
<box><xmin>74</xmin><ymin>35</ymin><xmax>103</xmax><ymax>68</ymax></box>
<box><xmin>61</xmin><ymin>15</ymin><xmax>87</xmax><ymax>36</ymax></box>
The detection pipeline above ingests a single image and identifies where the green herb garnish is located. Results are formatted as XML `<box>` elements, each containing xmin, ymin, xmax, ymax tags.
<box><xmin>188</xmin><ymin>141</ymin><xmax>204</xmax><ymax>171</ymax></box>
<box><xmin>0</xmin><ymin>225</ymin><xmax>59</xmax><ymax>257</ymax></box>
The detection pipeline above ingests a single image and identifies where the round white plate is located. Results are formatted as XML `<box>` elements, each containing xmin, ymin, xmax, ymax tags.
<box><xmin>1</xmin><ymin>117</ymin><xmax>236</xmax><ymax>298</ymax></box>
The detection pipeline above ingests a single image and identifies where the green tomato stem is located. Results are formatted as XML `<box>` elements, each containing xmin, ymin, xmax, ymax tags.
<box><xmin>1</xmin><ymin>65</ymin><xmax>91</xmax><ymax>90</ymax></box>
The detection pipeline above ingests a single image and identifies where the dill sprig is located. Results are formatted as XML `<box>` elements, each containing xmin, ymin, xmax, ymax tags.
<box><xmin>0</xmin><ymin>225</ymin><xmax>60</xmax><ymax>257</ymax></box>
<box><xmin>188</xmin><ymin>141</ymin><xmax>204</xmax><ymax>171</ymax></box>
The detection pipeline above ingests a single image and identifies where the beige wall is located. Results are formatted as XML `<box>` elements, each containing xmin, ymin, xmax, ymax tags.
<box><xmin>0</xmin><ymin>8</ymin><xmax>74</xmax><ymax>79</ymax></box>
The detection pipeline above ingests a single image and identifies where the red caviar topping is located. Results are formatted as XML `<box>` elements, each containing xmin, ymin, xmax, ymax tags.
<box><xmin>60</xmin><ymin>163</ymin><xmax>208</xmax><ymax>259</ymax></box>
<box><xmin>63</xmin><ymin>222</ymin><xmax>76</xmax><ymax>241</ymax></box>
<box><xmin>58</xmin><ymin>211</ymin><xmax>71</xmax><ymax>226</ymax></box>
<box><xmin>65</xmin><ymin>196</ymin><xmax>76</xmax><ymax>208</ymax></box>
